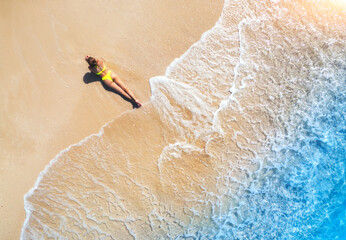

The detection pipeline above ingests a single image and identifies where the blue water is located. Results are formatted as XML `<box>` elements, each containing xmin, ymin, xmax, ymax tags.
<box><xmin>233</xmin><ymin>111</ymin><xmax>345</xmax><ymax>239</ymax></box>
<box><xmin>212</xmin><ymin>60</ymin><xmax>346</xmax><ymax>240</ymax></box>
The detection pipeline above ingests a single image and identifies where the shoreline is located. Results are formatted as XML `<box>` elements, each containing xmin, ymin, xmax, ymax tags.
<box><xmin>0</xmin><ymin>0</ymin><xmax>224</xmax><ymax>239</ymax></box>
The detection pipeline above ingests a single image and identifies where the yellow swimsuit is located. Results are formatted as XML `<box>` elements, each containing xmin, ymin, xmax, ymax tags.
<box><xmin>96</xmin><ymin>65</ymin><xmax>113</xmax><ymax>81</ymax></box>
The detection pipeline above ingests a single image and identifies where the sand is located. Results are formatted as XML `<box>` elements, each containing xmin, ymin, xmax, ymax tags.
<box><xmin>0</xmin><ymin>0</ymin><xmax>223</xmax><ymax>238</ymax></box>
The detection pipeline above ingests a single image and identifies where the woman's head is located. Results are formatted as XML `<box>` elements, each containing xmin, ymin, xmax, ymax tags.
<box><xmin>85</xmin><ymin>55</ymin><xmax>97</xmax><ymax>66</ymax></box>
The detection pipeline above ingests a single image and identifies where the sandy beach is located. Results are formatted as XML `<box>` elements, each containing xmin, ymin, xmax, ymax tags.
<box><xmin>0</xmin><ymin>0</ymin><xmax>223</xmax><ymax>238</ymax></box>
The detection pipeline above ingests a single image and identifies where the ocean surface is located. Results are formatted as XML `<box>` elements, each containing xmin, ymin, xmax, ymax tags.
<box><xmin>21</xmin><ymin>0</ymin><xmax>345</xmax><ymax>239</ymax></box>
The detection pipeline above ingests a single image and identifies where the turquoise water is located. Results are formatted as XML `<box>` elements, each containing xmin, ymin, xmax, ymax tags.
<box><xmin>202</xmin><ymin>1</ymin><xmax>346</xmax><ymax>238</ymax></box>
<box><xmin>21</xmin><ymin>0</ymin><xmax>345</xmax><ymax>239</ymax></box>
<box><xmin>215</xmin><ymin>84</ymin><xmax>346</xmax><ymax>239</ymax></box>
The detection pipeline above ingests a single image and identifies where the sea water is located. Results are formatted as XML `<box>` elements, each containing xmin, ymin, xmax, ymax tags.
<box><xmin>21</xmin><ymin>0</ymin><xmax>345</xmax><ymax>239</ymax></box>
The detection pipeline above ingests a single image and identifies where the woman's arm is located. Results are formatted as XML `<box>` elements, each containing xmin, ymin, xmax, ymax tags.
<box><xmin>88</xmin><ymin>66</ymin><xmax>98</xmax><ymax>74</ymax></box>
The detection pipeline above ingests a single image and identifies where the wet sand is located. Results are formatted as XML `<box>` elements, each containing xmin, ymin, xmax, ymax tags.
<box><xmin>0</xmin><ymin>0</ymin><xmax>223</xmax><ymax>238</ymax></box>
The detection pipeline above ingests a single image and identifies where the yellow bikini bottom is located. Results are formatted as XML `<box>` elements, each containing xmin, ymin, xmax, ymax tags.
<box><xmin>102</xmin><ymin>70</ymin><xmax>113</xmax><ymax>81</ymax></box>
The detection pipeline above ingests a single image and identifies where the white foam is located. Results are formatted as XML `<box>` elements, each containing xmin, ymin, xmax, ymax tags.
<box><xmin>20</xmin><ymin>101</ymin><xmax>155</xmax><ymax>239</ymax></box>
<box><xmin>21</xmin><ymin>127</ymin><xmax>103</xmax><ymax>238</ymax></box>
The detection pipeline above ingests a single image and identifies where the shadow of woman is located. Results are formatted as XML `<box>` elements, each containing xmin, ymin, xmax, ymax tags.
<box><xmin>83</xmin><ymin>72</ymin><xmax>138</xmax><ymax>108</ymax></box>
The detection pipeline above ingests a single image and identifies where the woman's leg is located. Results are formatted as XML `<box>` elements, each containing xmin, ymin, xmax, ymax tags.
<box><xmin>111</xmin><ymin>73</ymin><xmax>142</xmax><ymax>107</ymax></box>
<box><xmin>103</xmin><ymin>79</ymin><xmax>133</xmax><ymax>102</ymax></box>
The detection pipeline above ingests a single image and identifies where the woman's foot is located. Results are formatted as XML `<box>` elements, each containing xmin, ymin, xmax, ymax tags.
<box><xmin>134</xmin><ymin>100</ymin><xmax>142</xmax><ymax>108</ymax></box>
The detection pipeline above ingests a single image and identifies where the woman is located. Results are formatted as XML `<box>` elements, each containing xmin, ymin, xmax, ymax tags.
<box><xmin>85</xmin><ymin>55</ymin><xmax>142</xmax><ymax>108</ymax></box>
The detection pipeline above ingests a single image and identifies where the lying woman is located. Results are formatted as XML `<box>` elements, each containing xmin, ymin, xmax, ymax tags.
<box><xmin>85</xmin><ymin>55</ymin><xmax>142</xmax><ymax>108</ymax></box>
